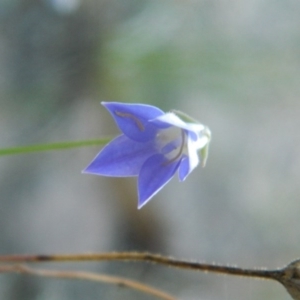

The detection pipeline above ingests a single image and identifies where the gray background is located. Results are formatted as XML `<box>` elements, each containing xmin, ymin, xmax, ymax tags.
<box><xmin>0</xmin><ymin>0</ymin><xmax>300</xmax><ymax>299</ymax></box>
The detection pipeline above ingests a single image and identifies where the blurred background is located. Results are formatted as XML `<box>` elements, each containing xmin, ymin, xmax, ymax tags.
<box><xmin>0</xmin><ymin>0</ymin><xmax>300</xmax><ymax>299</ymax></box>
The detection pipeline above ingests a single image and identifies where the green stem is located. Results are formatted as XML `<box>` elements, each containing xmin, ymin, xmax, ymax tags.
<box><xmin>0</xmin><ymin>138</ymin><xmax>111</xmax><ymax>156</ymax></box>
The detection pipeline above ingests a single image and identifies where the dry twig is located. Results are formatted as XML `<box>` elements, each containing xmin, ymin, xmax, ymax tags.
<box><xmin>0</xmin><ymin>263</ymin><xmax>176</xmax><ymax>300</ymax></box>
<box><xmin>0</xmin><ymin>252</ymin><xmax>300</xmax><ymax>299</ymax></box>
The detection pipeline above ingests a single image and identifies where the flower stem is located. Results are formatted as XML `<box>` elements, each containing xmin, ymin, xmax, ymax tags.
<box><xmin>0</xmin><ymin>138</ymin><xmax>111</xmax><ymax>156</ymax></box>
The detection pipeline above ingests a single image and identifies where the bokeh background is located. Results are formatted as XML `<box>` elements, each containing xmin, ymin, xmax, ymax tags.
<box><xmin>0</xmin><ymin>0</ymin><xmax>300</xmax><ymax>299</ymax></box>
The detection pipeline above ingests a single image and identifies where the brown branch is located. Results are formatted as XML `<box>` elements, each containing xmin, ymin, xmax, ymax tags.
<box><xmin>0</xmin><ymin>264</ymin><xmax>176</xmax><ymax>300</ymax></box>
<box><xmin>1</xmin><ymin>252</ymin><xmax>300</xmax><ymax>299</ymax></box>
<box><xmin>0</xmin><ymin>252</ymin><xmax>280</xmax><ymax>280</ymax></box>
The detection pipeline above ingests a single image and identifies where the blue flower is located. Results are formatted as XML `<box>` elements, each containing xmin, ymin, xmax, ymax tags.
<box><xmin>83</xmin><ymin>102</ymin><xmax>211</xmax><ymax>209</ymax></box>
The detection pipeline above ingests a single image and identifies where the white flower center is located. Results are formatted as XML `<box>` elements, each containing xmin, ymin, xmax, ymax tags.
<box><xmin>156</xmin><ymin>126</ymin><xmax>187</xmax><ymax>164</ymax></box>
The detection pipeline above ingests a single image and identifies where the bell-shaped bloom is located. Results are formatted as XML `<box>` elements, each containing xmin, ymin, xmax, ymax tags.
<box><xmin>83</xmin><ymin>102</ymin><xmax>211</xmax><ymax>209</ymax></box>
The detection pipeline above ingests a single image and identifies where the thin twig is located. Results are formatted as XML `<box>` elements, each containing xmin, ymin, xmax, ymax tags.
<box><xmin>0</xmin><ymin>252</ymin><xmax>280</xmax><ymax>280</ymax></box>
<box><xmin>0</xmin><ymin>264</ymin><xmax>176</xmax><ymax>300</ymax></box>
<box><xmin>1</xmin><ymin>253</ymin><xmax>300</xmax><ymax>299</ymax></box>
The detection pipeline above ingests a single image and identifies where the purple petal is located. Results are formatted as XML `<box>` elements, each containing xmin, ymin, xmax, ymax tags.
<box><xmin>82</xmin><ymin>135</ymin><xmax>157</xmax><ymax>177</ymax></box>
<box><xmin>161</xmin><ymin>139</ymin><xmax>180</xmax><ymax>155</ymax></box>
<box><xmin>178</xmin><ymin>155</ymin><xmax>190</xmax><ymax>181</ymax></box>
<box><xmin>102</xmin><ymin>102</ymin><xmax>164</xmax><ymax>142</ymax></box>
<box><xmin>138</xmin><ymin>154</ymin><xmax>181</xmax><ymax>209</ymax></box>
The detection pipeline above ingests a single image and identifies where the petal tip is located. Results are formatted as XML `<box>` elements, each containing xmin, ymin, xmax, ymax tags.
<box><xmin>81</xmin><ymin>167</ymin><xmax>97</xmax><ymax>175</ymax></box>
<box><xmin>82</xmin><ymin>167</ymin><xmax>94</xmax><ymax>175</ymax></box>
<box><xmin>137</xmin><ymin>197</ymin><xmax>151</xmax><ymax>209</ymax></box>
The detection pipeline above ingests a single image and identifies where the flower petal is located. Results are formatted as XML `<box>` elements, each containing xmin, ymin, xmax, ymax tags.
<box><xmin>138</xmin><ymin>154</ymin><xmax>181</xmax><ymax>209</ymax></box>
<box><xmin>151</xmin><ymin>112</ymin><xmax>205</xmax><ymax>135</ymax></box>
<box><xmin>178</xmin><ymin>132</ymin><xmax>201</xmax><ymax>181</ymax></box>
<box><xmin>102</xmin><ymin>102</ymin><xmax>164</xmax><ymax>142</ymax></box>
<box><xmin>82</xmin><ymin>135</ymin><xmax>157</xmax><ymax>177</ymax></box>
<box><xmin>178</xmin><ymin>155</ymin><xmax>190</xmax><ymax>181</ymax></box>
<box><xmin>187</xmin><ymin>132</ymin><xmax>200</xmax><ymax>172</ymax></box>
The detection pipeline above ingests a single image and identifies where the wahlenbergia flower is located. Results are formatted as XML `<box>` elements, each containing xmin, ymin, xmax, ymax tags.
<box><xmin>83</xmin><ymin>102</ymin><xmax>211</xmax><ymax>209</ymax></box>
